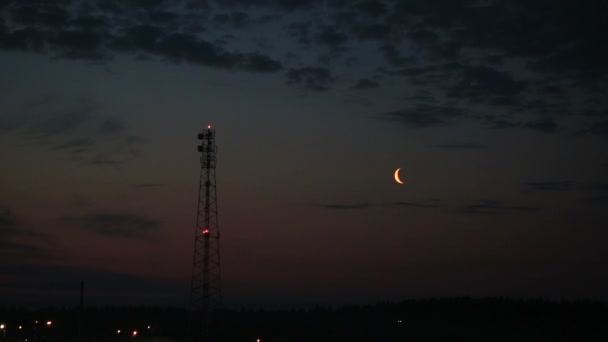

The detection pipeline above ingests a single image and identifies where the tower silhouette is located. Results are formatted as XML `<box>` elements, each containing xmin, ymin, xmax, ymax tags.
<box><xmin>190</xmin><ymin>125</ymin><xmax>222</xmax><ymax>341</ymax></box>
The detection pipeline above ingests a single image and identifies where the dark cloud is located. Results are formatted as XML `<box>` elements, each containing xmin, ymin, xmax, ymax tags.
<box><xmin>576</xmin><ymin>121</ymin><xmax>608</xmax><ymax>137</ymax></box>
<box><xmin>132</xmin><ymin>183</ymin><xmax>165</xmax><ymax>188</ymax></box>
<box><xmin>462</xmin><ymin>200</ymin><xmax>541</xmax><ymax>215</ymax></box>
<box><xmin>86</xmin><ymin>154</ymin><xmax>131</xmax><ymax>166</ymax></box>
<box><xmin>97</xmin><ymin>117</ymin><xmax>126</xmax><ymax>135</ymax></box>
<box><xmin>352</xmin><ymin>78</ymin><xmax>378</xmax><ymax>90</ymax></box>
<box><xmin>323</xmin><ymin>203</ymin><xmax>373</xmax><ymax>209</ymax></box>
<box><xmin>9</xmin><ymin>5</ymin><xmax>70</xmax><ymax>27</ymax></box>
<box><xmin>582</xmin><ymin>184</ymin><xmax>608</xmax><ymax>206</ymax></box>
<box><xmin>0</xmin><ymin>241</ymin><xmax>44</xmax><ymax>256</ymax></box>
<box><xmin>69</xmin><ymin>15</ymin><xmax>109</xmax><ymax>31</ymax></box>
<box><xmin>286</xmin><ymin>67</ymin><xmax>333</xmax><ymax>91</ymax></box>
<box><xmin>2</xmin><ymin>3</ymin><xmax>282</xmax><ymax>72</ymax></box>
<box><xmin>0</xmin><ymin>205</ymin><xmax>51</xmax><ymax>259</ymax></box>
<box><xmin>380</xmin><ymin>104</ymin><xmax>465</xmax><ymax>128</ymax></box>
<box><xmin>60</xmin><ymin>213</ymin><xmax>160</xmax><ymax>239</ymax></box>
<box><xmin>315</xmin><ymin>26</ymin><xmax>348</xmax><ymax>49</ymax></box>
<box><xmin>50</xmin><ymin>137</ymin><xmax>94</xmax><ymax>152</ymax></box>
<box><xmin>0</xmin><ymin>206</ymin><xmax>19</xmax><ymax>235</ymax></box>
<box><xmin>323</xmin><ymin>201</ymin><xmax>441</xmax><ymax>209</ymax></box>
<box><xmin>1</xmin><ymin>0</ymin><xmax>607</xmax><ymax>131</ymax></box>
<box><xmin>523</xmin><ymin>181</ymin><xmax>574</xmax><ymax>192</ymax></box>
<box><xmin>352</xmin><ymin>0</ymin><xmax>387</xmax><ymax>17</ymax></box>
<box><xmin>589</xmin><ymin>184</ymin><xmax>608</xmax><ymax>192</ymax></box>
<box><xmin>152</xmin><ymin>33</ymin><xmax>283</xmax><ymax>72</ymax></box>
<box><xmin>111</xmin><ymin>24</ymin><xmax>164</xmax><ymax>51</ymax></box>
<box><xmin>445</xmin><ymin>65</ymin><xmax>527</xmax><ymax>105</ymax></box>
<box><xmin>380</xmin><ymin>44</ymin><xmax>412</xmax><ymax>67</ymax></box>
<box><xmin>213</xmin><ymin>11</ymin><xmax>249</xmax><ymax>28</ymax></box>
<box><xmin>523</xmin><ymin>118</ymin><xmax>558</xmax><ymax>133</ymax></box>
<box><xmin>1</xmin><ymin>96</ymin><xmax>140</xmax><ymax>165</ymax></box>
<box><xmin>40</xmin><ymin>107</ymin><xmax>91</xmax><ymax>136</ymax></box>
<box><xmin>388</xmin><ymin>201</ymin><xmax>441</xmax><ymax>208</ymax></box>
<box><xmin>148</xmin><ymin>10</ymin><xmax>180</xmax><ymax>27</ymax></box>
<box><xmin>584</xmin><ymin>196</ymin><xmax>608</xmax><ymax>206</ymax></box>
<box><xmin>352</xmin><ymin>23</ymin><xmax>391</xmax><ymax>40</ymax></box>
<box><xmin>286</xmin><ymin>21</ymin><xmax>311</xmax><ymax>47</ymax></box>
<box><xmin>431</xmin><ymin>143</ymin><xmax>483</xmax><ymax>149</ymax></box>
<box><xmin>52</xmin><ymin>29</ymin><xmax>107</xmax><ymax>60</ymax></box>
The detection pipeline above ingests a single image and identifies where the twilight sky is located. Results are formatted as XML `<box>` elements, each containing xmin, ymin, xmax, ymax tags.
<box><xmin>1</xmin><ymin>0</ymin><xmax>607</xmax><ymax>308</ymax></box>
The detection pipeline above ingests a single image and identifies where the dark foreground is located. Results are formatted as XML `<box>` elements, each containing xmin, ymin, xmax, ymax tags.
<box><xmin>1</xmin><ymin>298</ymin><xmax>607</xmax><ymax>341</ymax></box>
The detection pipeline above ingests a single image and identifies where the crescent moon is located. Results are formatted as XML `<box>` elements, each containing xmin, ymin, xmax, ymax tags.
<box><xmin>394</xmin><ymin>168</ymin><xmax>404</xmax><ymax>185</ymax></box>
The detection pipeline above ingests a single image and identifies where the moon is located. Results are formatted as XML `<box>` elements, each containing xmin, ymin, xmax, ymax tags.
<box><xmin>394</xmin><ymin>168</ymin><xmax>404</xmax><ymax>185</ymax></box>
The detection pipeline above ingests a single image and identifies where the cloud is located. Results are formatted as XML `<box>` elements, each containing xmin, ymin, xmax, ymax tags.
<box><xmin>576</xmin><ymin>121</ymin><xmax>608</xmax><ymax>137</ymax></box>
<box><xmin>151</xmin><ymin>33</ymin><xmax>284</xmax><ymax>72</ymax></box>
<box><xmin>60</xmin><ymin>213</ymin><xmax>160</xmax><ymax>239</ymax></box>
<box><xmin>315</xmin><ymin>25</ymin><xmax>348</xmax><ymax>48</ymax></box>
<box><xmin>487</xmin><ymin>119</ymin><xmax>519</xmax><ymax>129</ymax></box>
<box><xmin>0</xmin><ymin>0</ymin><xmax>606</xmax><ymax>132</ymax></box>
<box><xmin>0</xmin><ymin>205</ymin><xmax>52</xmax><ymax>259</ymax></box>
<box><xmin>286</xmin><ymin>67</ymin><xmax>333</xmax><ymax>91</ymax></box>
<box><xmin>431</xmin><ymin>143</ymin><xmax>483</xmax><ymax>149</ymax></box>
<box><xmin>353</xmin><ymin>1</ymin><xmax>387</xmax><ymax>17</ymax></box>
<box><xmin>388</xmin><ymin>201</ymin><xmax>441</xmax><ymax>208</ymax></box>
<box><xmin>50</xmin><ymin>138</ymin><xmax>94</xmax><ymax>153</ymax></box>
<box><xmin>1</xmin><ymin>95</ymin><xmax>140</xmax><ymax>165</ymax></box>
<box><xmin>584</xmin><ymin>196</ymin><xmax>608</xmax><ymax>206</ymax></box>
<box><xmin>97</xmin><ymin>117</ymin><xmax>126</xmax><ymax>135</ymax></box>
<box><xmin>323</xmin><ymin>203</ymin><xmax>373</xmax><ymax>209</ymax></box>
<box><xmin>286</xmin><ymin>21</ymin><xmax>312</xmax><ymax>47</ymax></box>
<box><xmin>444</xmin><ymin>65</ymin><xmax>527</xmax><ymax>105</ymax></box>
<box><xmin>523</xmin><ymin>118</ymin><xmax>558</xmax><ymax>133</ymax></box>
<box><xmin>461</xmin><ymin>200</ymin><xmax>541</xmax><ymax>215</ymax></box>
<box><xmin>212</xmin><ymin>11</ymin><xmax>250</xmax><ymax>28</ymax></box>
<box><xmin>380</xmin><ymin>44</ymin><xmax>413</xmax><ymax>67</ymax></box>
<box><xmin>523</xmin><ymin>181</ymin><xmax>574</xmax><ymax>192</ymax></box>
<box><xmin>352</xmin><ymin>78</ymin><xmax>378</xmax><ymax>90</ymax></box>
<box><xmin>2</xmin><ymin>2</ymin><xmax>283</xmax><ymax>71</ymax></box>
<box><xmin>0</xmin><ymin>206</ymin><xmax>19</xmax><ymax>235</ymax></box>
<box><xmin>589</xmin><ymin>184</ymin><xmax>608</xmax><ymax>192</ymax></box>
<box><xmin>380</xmin><ymin>104</ymin><xmax>465</xmax><ymax>128</ymax></box>
<box><xmin>0</xmin><ymin>241</ymin><xmax>44</xmax><ymax>256</ymax></box>
<box><xmin>132</xmin><ymin>183</ymin><xmax>165</xmax><ymax>188</ymax></box>
<box><xmin>323</xmin><ymin>200</ymin><xmax>441</xmax><ymax>210</ymax></box>
<box><xmin>582</xmin><ymin>183</ymin><xmax>608</xmax><ymax>206</ymax></box>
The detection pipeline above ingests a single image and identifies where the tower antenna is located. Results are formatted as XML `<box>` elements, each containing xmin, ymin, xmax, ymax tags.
<box><xmin>189</xmin><ymin>124</ymin><xmax>222</xmax><ymax>340</ymax></box>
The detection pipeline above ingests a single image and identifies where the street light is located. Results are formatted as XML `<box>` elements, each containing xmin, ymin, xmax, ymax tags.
<box><xmin>0</xmin><ymin>324</ymin><xmax>5</xmax><ymax>338</ymax></box>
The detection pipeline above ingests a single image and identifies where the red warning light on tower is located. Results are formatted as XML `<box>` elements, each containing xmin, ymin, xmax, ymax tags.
<box><xmin>203</xmin><ymin>228</ymin><xmax>210</xmax><ymax>235</ymax></box>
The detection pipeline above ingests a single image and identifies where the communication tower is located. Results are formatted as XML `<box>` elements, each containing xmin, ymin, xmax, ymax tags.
<box><xmin>189</xmin><ymin>125</ymin><xmax>221</xmax><ymax>340</ymax></box>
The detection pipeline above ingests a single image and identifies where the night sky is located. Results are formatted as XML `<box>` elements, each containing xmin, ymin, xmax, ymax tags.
<box><xmin>1</xmin><ymin>0</ymin><xmax>607</xmax><ymax>308</ymax></box>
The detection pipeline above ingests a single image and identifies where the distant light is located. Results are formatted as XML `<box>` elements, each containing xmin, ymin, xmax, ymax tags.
<box><xmin>208</xmin><ymin>125</ymin><xmax>211</xmax><ymax>129</ymax></box>
<box><xmin>35</xmin><ymin>321</ymin><xmax>38</xmax><ymax>324</ymax></box>
<box><xmin>133</xmin><ymin>330</ymin><xmax>138</xmax><ymax>337</ymax></box>
<box><xmin>203</xmin><ymin>229</ymin><xmax>210</xmax><ymax>235</ymax></box>
<box><xmin>147</xmin><ymin>325</ymin><xmax>151</xmax><ymax>329</ymax></box>
<box><xmin>117</xmin><ymin>329</ymin><xmax>121</xmax><ymax>334</ymax></box>
<box><xmin>397</xmin><ymin>319</ymin><xmax>403</xmax><ymax>324</ymax></box>
<box><xmin>0</xmin><ymin>324</ymin><xmax>5</xmax><ymax>329</ymax></box>
<box><xmin>257</xmin><ymin>339</ymin><xmax>261</xmax><ymax>342</ymax></box>
<box><xmin>19</xmin><ymin>326</ymin><xmax>23</xmax><ymax>330</ymax></box>
<box><xmin>46</xmin><ymin>321</ymin><xmax>52</xmax><ymax>326</ymax></box>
